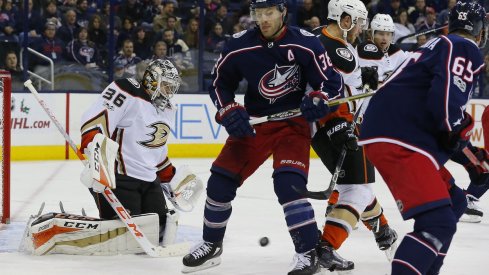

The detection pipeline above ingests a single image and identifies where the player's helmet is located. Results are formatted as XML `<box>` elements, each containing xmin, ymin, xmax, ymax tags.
<box><xmin>327</xmin><ymin>0</ymin><xmax>369</xmax><ymax>31</ymax></box>
<box><xmin>448</xmin><ymin>0</ymin><xmax>488</xmax><ymax>48</ymax></box>
<box><xmin>142</xmin><ymin>59</ymin><xmax>181</xmax><ymax>111</ymax></box>
<box><xmin>370</xmin><ymin>14</ymin><xmax>395</xmax><ymax>37</ymax></box>
<box><xmin>250</xmin><ymin>0</ymin><xmax>287</xmax><ymax>22</ymax></box>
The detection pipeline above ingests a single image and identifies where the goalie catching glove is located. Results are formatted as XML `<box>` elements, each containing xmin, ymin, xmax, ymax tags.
<box><xmin>161</xmin><ymin>165</ymin><xmax>204</xmax><ymax>212</ymax></box>
<box><xmin>80</xmin><ymin>133</ymin><xmax>119</xmax><ymax>192</ymax></box>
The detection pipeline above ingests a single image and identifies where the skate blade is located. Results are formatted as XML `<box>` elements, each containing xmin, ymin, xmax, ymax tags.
<box><xmin>317</xmin><ymin>267</ymin><xmax>353</xmax><ymax>275</ymax></box>
<box><xmin>384</xmin><ymin>241</ymin><xmax>398</xmax><ymax>262</ymax></box>
<box><xmin>459</xmin><ymin>214</ymin><xmax>482</xmax><ymax>223</ymax></box>
<box><xmin>181</xmin><ymin>256</ymin><xmax>221</xmax><ymax>273</ymax></box>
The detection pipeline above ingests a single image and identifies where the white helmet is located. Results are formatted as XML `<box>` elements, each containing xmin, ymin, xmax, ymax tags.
<box><xmin>370</xmin><ymin>14</ymin><xmax>395</xmax><ymax>36</ymax></box>
<box><xmin>142</xmin><ymin>59</ymin><xmax>181</xmax><ymax>111</ymax></box>
<box><xmin>327</xmin><ymin>0</ymin><xmax>369</xmax><ymax>32</ymax></box>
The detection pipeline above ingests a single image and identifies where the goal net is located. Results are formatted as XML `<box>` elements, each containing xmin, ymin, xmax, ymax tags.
<box><xmin>0</xmin><ymin>71</ymin><xmax>11</xmax><ymax>224</ymax></box>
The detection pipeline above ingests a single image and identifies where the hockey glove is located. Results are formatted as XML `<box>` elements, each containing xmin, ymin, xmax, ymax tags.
<box><xmin>300</xmin><ymin>91</ymin><xmax>330</xmax><ymax>122</ymax></box>
<box><xmin>361</xmin><ymin>67</ymin><xmax>379</xmax><ymax>90</ymax></box>
<box><xmin>465</xmin><ymin>147</ymin><xmax>489</xmax><ymax>186</ymax></box>
<box><xmin>216</xmin><ymin>102</ymin><xmax>255</xmax><ymax>138</ymax></box>
<box><xmin>441</xmin><ymin>112</ymin><xmax>474</xmax><ymax>154</ymax></box>
<box><xmin>324</xmin><ymin>118</ymin><xmax>359</xmax><ymax>151</ymax></box>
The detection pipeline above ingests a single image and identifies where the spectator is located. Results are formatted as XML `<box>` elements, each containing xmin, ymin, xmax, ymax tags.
<box><xmin>117</xmin><ymin>0</ymin><xmax>144</xmax><ymax>24</ymax></box>
<box><xmin>437</xmin><ymin>0</ymin><xmax>456</xmax><ymax>25</ymax></box>
<box><xmin>165</xmin><ymin>15</ymin><xmax>183</xmax><ymax>38</ymax></box>
<box><xmin>65</xmin><ymin>26</ymin><xmax>99</xmax><ymax>68</ymax></box>
<box><xmin>99</xmin><ymin>2</ymin><xmax>121</xmax><ymax>31</ymax></box>
<box><xmin>58</xmin><ymin>0</ymin><xmax>77</xmax><ymax>14</ymax></box>
<box><xmin>41</xmin><ymin>0</ymin><xmax>62</xmax><ymax>29</ymax></box>
<box><xmin>15</xmin><ymin>0</ymin><xmax>42</xmax><ymax>38</ymax></box>
<box><xmin>141</xmin><ymin>0</ymin><xmax>162</xmax><ymax>27</ymax></box>
<box><xmin>308</xmin><ymin>16</ymin><xmax>320</xmax><ymax>31</ymax></box>
<box><xmin>373</xmin><ymin>0</ymin><xmax>403</xmax><ymax>20</ymax></box>
<box><xmin>479</xmin><ymin>54</ymin><xmax>489</xmax><ymax>98</ymax></box>
<box><xmin>149</xmin><ymin>40</ymin><xmax>167</xmax><ymax>61</ymax></box>
<box><xmin>0</xmin><ymin>0</ymin><xmax>17</xmax><ymax>42</ymax></box>
<box><xmin>205</xmin><ymin>22</ymin><xmax>225</xmax><ymax>53</ymax></box>
<box><xmin>132</xmin><ymin>26</ymin><xmax>153</xmax><ymax>60</ymax></box>
<box><xmin>204</xmin><ymin>4</ymin><xmax>233</xmax><ymax>35</ymax></box>
<box><xmin>232</xmin><ymin>22</ymin><xmax>244</xmax><ymax>34</ymax></box>
<box><xmin>30</xmin><ymin>21</ymin><xmax>66</xmax><ymax>65</ymax></box>
<box><xmin>162</xmin><ymin>29</ymin><xmax>192</xmax><ymax>70</ymax></box>
<box><xmin>183</xmin><ymin>18</ymin><xmax>198</xmax><ymax>49</ymax></box>
<box><xmin>116</xmin><ymin>17</ymin><xmax>135</xmax><ymax>51</ymax></box>
<box><xmin>75</xmin><ymin>0</ymin><xmax>92</xmax><ymax>27</ymax></box>
<box><xmin>416</xmin><ymin>7</ymin><xmax>441</xmax><ymax>40</ymax></box>
<box><xmin>1</xmin><ymin>50</ymin><xmax>23</xmax><ymax>90</ymax></box>
<box><xmin>153</xmin><ymin>1</ymin><xmax>182</xmax><ymax>33</ymax></box>
<box><xmin>408</xmin><ymin>0</ymin><xmax>427</xmax><ymax>26</ymax></box>
<box><xmin>410</xmin><ymin>33</ymin><xmax>427</xmax><ymax>51</ymax></box>
<box><xmin>57</xmin><ymin>9</ymin><xmax>80</xmax><ymax>44</ymax></box>
<box><xmin>87</xmin><ymin>14</ymin><xmax>106</xmax><ymax>49</ymax></box>
<box><xmin>113</xmin><ymin>39</ymin><xmax>142</xmax><ymax>79</ymax></box>
<box><xmin>296</xmin><ymin>0</ymin><xmax>320</xmax><ymax>28</ymax></box>
<box><xmin>394</xmin><ymin>9</ymin><xmax>416</xmax><ymax>44</ymax></box>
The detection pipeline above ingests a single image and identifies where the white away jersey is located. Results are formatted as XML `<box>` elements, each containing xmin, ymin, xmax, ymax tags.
<box><xmin>357</xmin><ymin>41</ymin><xmax>409</xmax><ymax>83</ymax></box>
<box><xmin>80</xmin><ymin>78</ymin><xmax>175</xmax><ymax>182</ymax></box>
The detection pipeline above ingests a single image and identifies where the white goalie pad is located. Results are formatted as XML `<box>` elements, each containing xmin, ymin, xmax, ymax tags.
<box><xmin>21</xmin><ymin>212</ymin><xmax>159</xmax><ymax>256</ymax></box>
<box><xmin>161</xmin><ymin>165</ymin><xmax>204</xmax><ymax>212</ymax></box>
<box><xmin>81</xmin><ymin>133</ymin><xmax>119</xmax><ymax>191</ymax></box>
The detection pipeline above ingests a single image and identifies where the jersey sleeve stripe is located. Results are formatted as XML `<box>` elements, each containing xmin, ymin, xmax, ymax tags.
<box><xmin>441</xmin><ymin>36</ymin><xmax>453</xmax><ymax>132</ymax></box>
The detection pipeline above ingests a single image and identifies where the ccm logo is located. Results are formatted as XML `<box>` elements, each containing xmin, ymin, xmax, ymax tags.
<box><xmin>93</xmin><ymin>142</ymin><xmax>101</xmax><ymax>172</ymax></box>
<box><xmin>63</xmin><ymin>221</ymin><xmax>99</xmax><ymax>229</ymax></box>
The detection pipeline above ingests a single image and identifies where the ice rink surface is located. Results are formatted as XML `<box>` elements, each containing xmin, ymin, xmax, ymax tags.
<box><xmin>1</xmin><ymin>158</ymin><xmax>488</xmax><ymax>275</ymax></box>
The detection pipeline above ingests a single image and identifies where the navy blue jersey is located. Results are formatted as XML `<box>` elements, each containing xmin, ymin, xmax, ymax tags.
<box><xmin>209</xmin><ymin>26</ymin><xmax>344</xmax><ymax>117</ymax></box>
<box><xmin>359</xmin><ymin>34</ymin><xmax>484</xmax><ymax>166</ymax></box>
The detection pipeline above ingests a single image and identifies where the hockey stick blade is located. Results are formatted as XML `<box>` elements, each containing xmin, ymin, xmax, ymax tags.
<box><xmin>291</xmin><ymin>185</ymin><xmax>330</xmax><ymax>200</ymax></box>
<box><xmin>249</xmin><ymin>91</ymin><xmax>375</xmax><ymax>126</ymax></box>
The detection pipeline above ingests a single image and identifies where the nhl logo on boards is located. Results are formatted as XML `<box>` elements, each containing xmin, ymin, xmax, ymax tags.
<box><xmin>364</xmin><ymin>44</ymin><xmax>378</xmax><ymax>52</ymax></box>
<box><xmin>336</xmin><ymin>48</ymin><xmax>353</xmax><ymax>61</ymax></box>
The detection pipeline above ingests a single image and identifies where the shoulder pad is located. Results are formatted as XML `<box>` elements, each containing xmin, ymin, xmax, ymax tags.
<box><xmin>114</xmin><ymin>78</ymin><xmax>149</xmax><ymax>100</ymax></box>
<box><xmin>357</xmin><ymin>42</ymin><xmax>383</xmax><ymax>60</ymax></box>
<box><xmin>387</xmin><ymin>43</ymin><xmax>402</xmax><ymax>55</ymax></box>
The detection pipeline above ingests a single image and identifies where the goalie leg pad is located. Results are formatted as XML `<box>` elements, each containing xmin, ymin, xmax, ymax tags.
<box><xmin>162</xmin><ymin>209</ymin><xmax>179</xmax><ymax>246</ymax></box>
<box><xmin>23</xmin><ymin>212</ymin><xmax>159</xmax><ymax>256</ymax></box>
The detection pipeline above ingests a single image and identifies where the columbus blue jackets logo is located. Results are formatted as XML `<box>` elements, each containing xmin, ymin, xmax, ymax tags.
<box><xmin>258</xmin><ymin>64</ymin><xmax>301</xmax><ymax>103</ymax></box>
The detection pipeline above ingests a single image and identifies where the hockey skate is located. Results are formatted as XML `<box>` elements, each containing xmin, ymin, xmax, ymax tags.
<box><xmin>182</xmin><ymin>241</ymin><xmax>222</xmax><ymax>273</ymax></box>
<box><xmin>288</xmin><ymin>249</ymin><xmax>320</xmax><ymax>275</ymax></box>
<box><xmin>316</xmin><ymin>241</ymin><xmax>354</xmax><ymax>272</ymax></box>
<box><xmin>460</xmin><ymin>194</ymin><xmax>483</xmax><ymax>223</ymax></box>
<box><xmin>364</xmin><ymin>218</ymin><xmax>398</xmax><ymax>261</ymax></box>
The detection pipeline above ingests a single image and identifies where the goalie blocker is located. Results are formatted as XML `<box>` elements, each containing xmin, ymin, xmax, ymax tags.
<box><xmin>21</xmin><ymin>211</ymin><xmax>180</xmax><ymax>256</ymax></box>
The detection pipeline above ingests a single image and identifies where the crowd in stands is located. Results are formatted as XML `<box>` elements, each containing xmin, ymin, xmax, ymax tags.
<box><xmin>0</xmin><ymin>0</ymin><xmax>488</xmax><ymax>95</ymax></box>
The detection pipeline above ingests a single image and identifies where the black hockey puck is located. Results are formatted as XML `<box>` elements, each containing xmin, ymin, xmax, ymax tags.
<box><xmin>259</xmin><ymin>237</ymin><xmax>269</xmax><ymax>247</ymax></box>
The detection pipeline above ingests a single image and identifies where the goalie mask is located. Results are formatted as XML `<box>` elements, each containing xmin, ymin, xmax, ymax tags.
<box><xmin>448</xmin><ymin>0</ymin><xmax>488</xmax><ymax>48</ymax></box>
<box><xmin>142</xmin><ymin>59</ymin><xmax>181</xmax><ymax>111</ymax></box>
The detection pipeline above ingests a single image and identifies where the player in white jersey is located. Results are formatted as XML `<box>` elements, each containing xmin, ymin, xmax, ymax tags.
<box><xmin>80</xmin><ymin>59</ymin><xmax>184</xmax><ymax>242</ymax></box>
<box><xmin>311</xmin><ymin>0</ymin><xmax>398</xmax><ymax>271</ymax></box>
<box><xmin>357</xmin><ymin>14</ymin><xmax>409</xmax><ymax>83</ymax></box>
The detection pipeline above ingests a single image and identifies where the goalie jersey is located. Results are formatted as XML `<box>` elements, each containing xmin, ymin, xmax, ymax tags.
<box><xmin>359</xmin><ymin>35</ymin><xmax>485</xmax><ymax>165</ymax></box>
<box><xmin>80</xmin><ymin>78</ymin><xmax>175</xmax><ymax>182</ymax></box>
<box><xmin>209</xmin><ymin>26</ymin><xmax>344</xmax><ymax>116</ymax></box>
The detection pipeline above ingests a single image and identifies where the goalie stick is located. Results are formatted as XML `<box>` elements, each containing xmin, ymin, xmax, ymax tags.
<box><xmin>24</xmin><ymin>80</ymin><xmax>189</xmax><ymax>258</ymax></box>
<box><xmin>249</xmin><ymin>91</ymin><xmax>376</xmax><ymax>126</ymax></box>
<box><xmin>292</xmin><ymin>86</ymin><xmax>372</xmax><ymax>200</ymax></box>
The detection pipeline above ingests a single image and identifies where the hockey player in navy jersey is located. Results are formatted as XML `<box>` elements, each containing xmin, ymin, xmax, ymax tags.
<box><xmin>181</xmin><ymin>0</ymin><xmax>344</xmax><ymax>274</ymax></box>
<box><xmin>359</xmin><ymin>1</ymin><xmax>488</xmax><ymax>274</ymax></box>
<box><xmin>310</xmin><ymin>0</ymin><xmax>398</xmax><ymax>271</ymax></box>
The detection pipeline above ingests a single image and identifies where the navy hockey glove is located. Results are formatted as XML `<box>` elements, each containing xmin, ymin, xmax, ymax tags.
<box><xmin>361</xmin><ymin>67</ymin><xmax>379</xmax><ymax>90</ymax></box>
<box><xmin>441</xmin><ymin>112</ymin><xmax>474</xmax><ymax>153</ymax></box>
<box><xmin>300</xmin><ymin>91</ymin><xmax>330</xmax><ymax>122</ymax></box>
<box><xmin>216</xmin><ymin>102</ymin><xmax>255</xmax><ymax>138</ymax></box>
<box><xmin>324</xmin><ymin>118</ymin><xmax>358</xmax><ymax>151</ymax></box>
<box><xmin>465</xmin><ymin>147</ymin><xmax>489</xmax><ymax>186</ymax></box>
